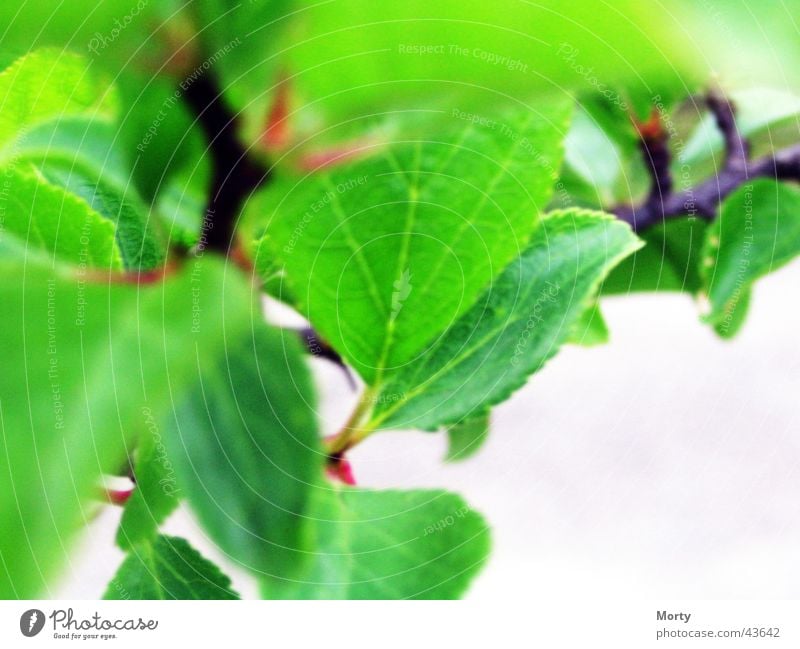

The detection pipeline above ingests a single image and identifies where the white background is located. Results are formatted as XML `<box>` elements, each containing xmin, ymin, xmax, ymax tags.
<box><xmin>56</xmin><ymin>261</ymin><xmax>800</xmax><ymax>601</ymax></box>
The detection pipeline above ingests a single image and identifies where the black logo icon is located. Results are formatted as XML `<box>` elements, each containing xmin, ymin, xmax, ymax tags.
<box><xmin>20</xmin><ymin>609</ymin><xmax>45</xmax><ymax>637</ymax></box>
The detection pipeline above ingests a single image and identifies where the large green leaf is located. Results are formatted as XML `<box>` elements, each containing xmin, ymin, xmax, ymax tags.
<box><xmin>104</xmin><ymin>535</ymin><xmax>239</xmax><ymax>600</ymax></box>
<box><xmin>161</xmin><ymin>326</ymin><xmax>322</xmax><ymax>581</ymax></box>
<box><xmin>0</xmin><ymin>256</ymin><xmax>259</xmax><ymax>598</ymax></box>
<box><xmin>702</xmin><ymin>180</ymin><xmax>800</xmax><ymax>337</ymax></box>
<box><xmin>369</xmin><ymin>209</ymin><xmax>641</xmax><ymax>431</ymax></box>
<box><xmin>0</xmin><ymin>50</ymin><xmax>117</xmax><ymax>160</ymax></box>
<box><xmin>0</xmin><ymin>164</ymin><xmax>122</xmax><ymax>268</ymax></box>
<box><xmin>261</xmin><ymin>487</ymin><xmax>490</xmax><ymax>599</ymax></box>
<box><xmin>253</xmin><ymin>103</ymin><xmax>571</xmax><ymax>385</ymax></box>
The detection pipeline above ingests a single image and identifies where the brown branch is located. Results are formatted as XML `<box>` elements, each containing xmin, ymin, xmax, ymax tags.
<box><xmin>611</xmin><ymin>93</ymin><xmax>800</xmax><ymax>232</ymax></box>
<box><xmin>182</xmin><ymin>74</ymin><xmax>269</xmax><ymax>252</ymax></box>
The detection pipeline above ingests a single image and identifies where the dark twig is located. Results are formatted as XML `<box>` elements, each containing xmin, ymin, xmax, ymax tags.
<box><xmin>611</xmin><ymin>93</ymin><xmax>800</xmax><ymax>232</ymax></box>
<box><xmin>298</xmin><ymin>327</ymin><xmax>356</xmax><ymax>388</ymax></box>
<box><xmin>182</xmin><ymin>74</ymin><xmax>269</xmax><ymax>252</ymax></box>
<box><xmin>706</xmin><ymin>89</ymin><xmax>749</xmax><ymax>172</ymax></box>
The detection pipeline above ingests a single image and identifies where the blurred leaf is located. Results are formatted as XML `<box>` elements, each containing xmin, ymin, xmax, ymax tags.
<box><xmin>116</xmin><ymin>427</ymin><xmax>181</xmax><ymax>551</ymax></box>
<box><xmin>282</xmin><ymin>0</ymin><xmax>708</xmax><ymax>125</ymax></box>
<box><xmin>117</xmin><ymin>74</ymin><xmax>206</xmax><ymax>204</ymax></box>
<box><xmin>445</xmin><ymin>415</ymin><xmax>489</xmax><ymax>462</ymax></box>
<box><xmin>702</xmin><ymin>180</ymin><xmax>800</xmax><ymax>336</ymax></box>
<box><xmin>252</xmin><ymin>103</ymin><xmax>571</xmax><ymax>385</ymax></box>
<box><xmin>0</xmin><ymin>257</ymin><xmax>259</xmax><ymax>598</ymax></box>
<box><xmin>261</xmin><ymin>487</ymin><xmax>490</xmax><ymax>599</ymax></box>
<box><xmin>0</xmin><ymin>49</ymin><xmax>117</xmax><ymax>160</ymax></box>
<box><xmin>683</xmin><ymin>88</ymin><xmax>800</xmax><ymax>166</ymax></box>
<box><xmin>369</xmin><ymin>210</ymin><xmax>641</xmax><ymax>431</ymax></box>
<box><xmin>190</xmin><ymin>0</ymin><xmax>294</xmax><ymax>130</ymax></box>
<box><xmin>105</xmin><ymin>535</ymin><xmax>239</xmax><ymax>600</ymax></box>
<box><xmin>162</xmin><ymin>326</ymin><xmax>322</xmax><ymax>581</ymax></box>
<box><xmin>0</xmin><ymin>164</ymin><xmax>122</xmax><ymax>268</ymax></box>
<box><xmin>603</xmin><ymin>217</ymin><xmax>708</xmax><ymax>294</ymax></box>
<box><xmin>563</xmin><ymin>108</ymin><xmax>624</xmax><ymax>205</ymax></box>
<box><xmin>37</xmin><ymin>159</ymin><xmax>166</xmax><ymax>271</ymax></box>
<box><xmin>567</xmin><ymin>300</ymin><xmax>609</xmax><ymax>347</ymax></box>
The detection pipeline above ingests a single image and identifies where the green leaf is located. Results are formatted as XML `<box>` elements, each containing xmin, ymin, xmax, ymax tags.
<box><xmin>253</xmin><ymin>103</ymin><xmax>571</xmax><ymax>385</ymax></box>
<box><xmin>701</xmin><ymin>179</ymin><xmax>800</xmax><ymax>336</ymax></box>
<box><xmin>566</xmin><ymin>300</ymin><xmax>609</xmax><ymax>347</ymax></box>
<box><xmin>0</xmin><ymin>49</ymin><xmax>117</xmax><ymax>160</ymax></box>
<box><xmin>445</xmin><ymin>415</ymin><xmax>490</xmax><ymax>462</ymax></box>
<box><xmin>105</xmin><ymin>535</ymin><xmax>239</xmax><ymax>600</ymax></box>
<box><xmin>261</xmin><ymin>487</ymin><xmax>490</xmax><ymax>599</ymax></box>
<box><xmin>14</xmin><ymin>117</ymin><xmax>130</xmax><ymax>191</ymax></box>
<box><xmin>36</xmin><ymin>160</ymin><xmax>166</xmax><ymax>271</ymax></box>
<box><xmin>116</xmin><ymin>427</ymin><xmax>181</xmax><ymax>551</ymax></box>
<box><xmin>161</xmin><ymin>326</ymin><xmax>322</xmax><ymax>581</ymax></box>
<box><xmin>0</xmin><ymin>164</ymin><xmax>122</xmax><ymax>268</ymax></box>
<box><xmin>369</xmin><ymin>209</ymin><xmax>642</xmax><ymax>431</ymax></box>
<box><xmin>0</xmin><ymin>256</ymin><xmax>260</xmax><ymax>598</ymax></box>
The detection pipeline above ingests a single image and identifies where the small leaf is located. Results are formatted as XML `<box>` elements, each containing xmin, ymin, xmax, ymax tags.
<box><xmin>603</xmin><ymin>216</ymin><xmax>708</xmax><ymax>294</ymax></box>
<box><xmin>261</xmin><ymin>487</ymin><xmax>490</xmax><ymax>599</ymax></box>
<box><xmin>446</xmin><ymin>415</ymin><xmax>490</xmax><ymax>462</ymax></box>
<box><xmin>369</xmin><ymin>209</ymin><xmax>642</xmax><ymax>431</ymax></box>
<box><xmin>566</xmin><ymin>300</ymin><xmax>609</xmax><ymax>347</ymax></box>
<box><xmin>161</xmin><ymin>326</ymin><xmax>322</xmax><ymax>581</ymax></box>
<box><xmin>702</xmin><ymin>180</ymin><xmax>800</xmax><ymax>336</ymax></box>
<box><xmin>105</xmin><ymin>535</ymin><xmax>239</xmax><ymax>600</ymax></box>
<box><xmin>253</xmin><ymin>103</ymin><xmax>571</xmax><ymax>385</ymax></box>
